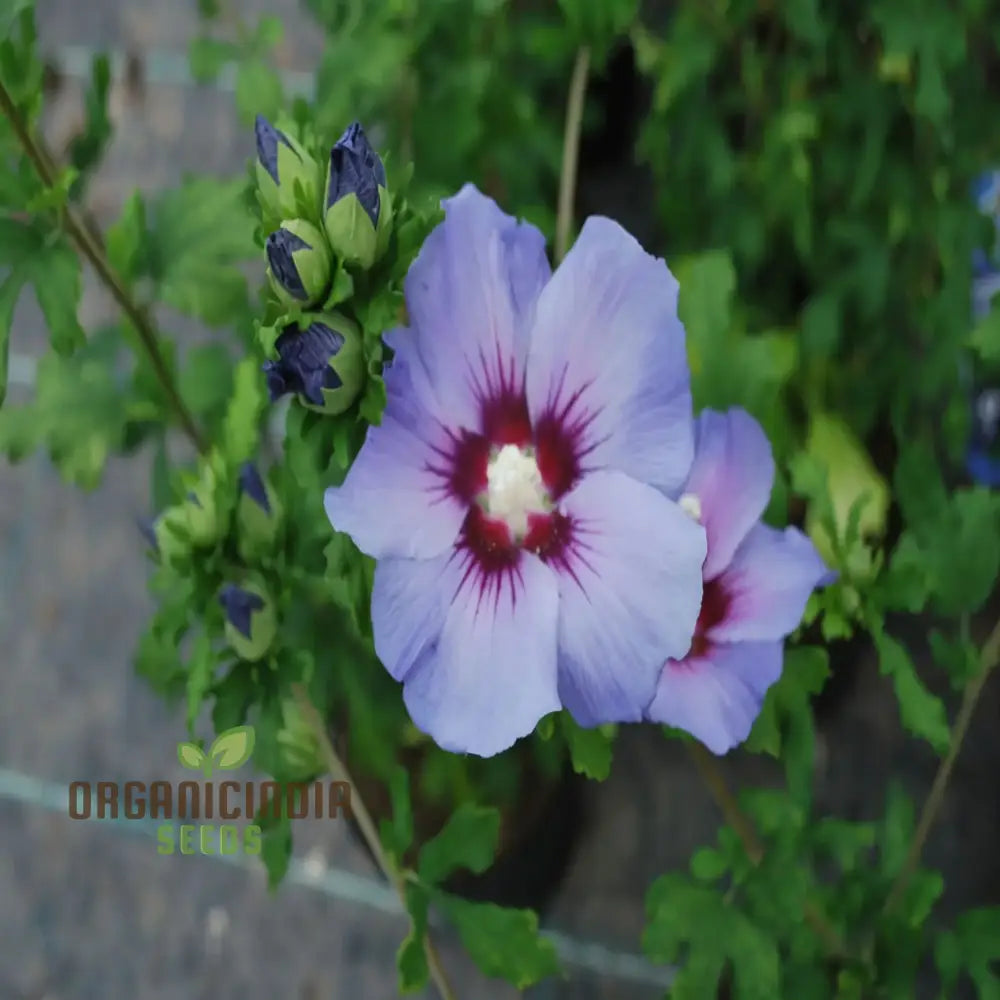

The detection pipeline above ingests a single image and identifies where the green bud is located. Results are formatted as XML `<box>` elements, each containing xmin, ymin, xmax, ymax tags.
<box><xmin>183</xmin><ymin>462</ymin><xmax>225</xmax><ymax>548</ymax></box>
<box><xmin>140</xmin><ymin>506</ymin><xmax>191</xmax><ymax>565</ymax></box>
<box><xmin>275</xmin><ymin>697</ymin><xmax>324</xmax><ymax>780</ymax></box>
<box><xmin>236</xmin><ymin>462</ymin><xmax>283</xmax><ymax>559</ymax></box>
<box><xmin>219</xmin><ymin>579</ymin><xmax>277</xmax><ymax>663</ymax></box>
<box><xmin>254</xmin><ymin>115</ymin><xmax>322</xmax><ymax>223</ymax></box>
<box><xmin>323</xmin><ymin>121</ymin><xmax>392</xmax><ymax>270</ymax></box>
<box><xmin>265</xmin><ymin>219</ymin><xmax>332</xmax><ymax>309</ymax></box>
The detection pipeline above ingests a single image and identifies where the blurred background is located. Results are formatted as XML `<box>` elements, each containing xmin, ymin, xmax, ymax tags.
<box><xmin>3</xmin><ymin>0</ymin><xmax>1000</xmax><ymax>997</ymax></box>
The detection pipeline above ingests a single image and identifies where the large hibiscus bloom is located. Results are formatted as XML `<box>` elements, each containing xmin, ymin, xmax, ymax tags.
<box><xmin>325</xmin><ymin>185</ymin><xmax>706</xmax><ymax>756</ymax></box>
<box><xmin>646</xmin><ymin>408</ymin><xmax>832</xmax><ymax>754</ymax></box>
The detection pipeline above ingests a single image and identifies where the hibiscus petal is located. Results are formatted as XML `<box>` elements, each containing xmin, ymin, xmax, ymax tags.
<box><xmin>646</xmin><ymin>641</ymin><xmax>784</xmax><ymax>754</ymax></box>
<box><xmin>684</xmin><ymin>408</ymin><xmax>775</xmax><ymax>581</ymax></box>
<box><xmin>553</xmin><ymin>470</ymin><xmax>706</xmax><ymax>726</ymax></box>
<box><xmin>402</xmin><ymin>184</ymin><xmax>551</xmax><ymax>431</ymax></box>
<box><xmin>401</xmin><ymin>550</ymin><xmax>561</xmax><ymax>757</ymax></box>
<box><xmin>525</xmin><ymin>217</ymin><xmax>693</xmax><ymax>494</ymax></box>
<box><xmin>371</xmin><ymin>553</ymin><xmax>453</xmax><ymax>682</ymax></box>
<box><xmin>324</xmin><ymin>348</ymin><xmax>466</xmax><ymax>560</ymax></box>
<box><xmin>710</xmin><ymin>524</ymin><xmax>830</xmax><ymax>643</ymax></box>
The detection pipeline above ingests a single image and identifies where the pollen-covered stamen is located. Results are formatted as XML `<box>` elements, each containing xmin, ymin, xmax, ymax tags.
<box><xmin>678</xmin><ymin>492</ymin><xmax>702</xmax><ymax>522</ymax></box>
<box><xmin>483</xmin><ymin>444</ymin><xmax>551</xmax><ymax>539</ymax></box>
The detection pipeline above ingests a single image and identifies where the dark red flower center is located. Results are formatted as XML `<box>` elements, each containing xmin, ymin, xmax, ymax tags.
<box><xmin>430</xmin><ymin>379</ymin><xmax>589</xmax><ymax>583</ymax></box>
<box><xmin>686</xmin><ymin>576</ymin><xmax>731</xmax><ymax>659</ymax></box>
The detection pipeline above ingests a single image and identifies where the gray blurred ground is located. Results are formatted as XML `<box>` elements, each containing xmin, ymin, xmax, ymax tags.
<box><xmin>2</xmin><ymin>2</ymin><xmax>1000</xmax><ymax>998</ymax></box>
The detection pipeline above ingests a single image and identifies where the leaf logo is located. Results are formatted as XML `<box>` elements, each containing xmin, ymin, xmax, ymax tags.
<box><xmin>177</xmin><ymin>725</ymin><xmax>255</xmax><ymax>778</ymax></box>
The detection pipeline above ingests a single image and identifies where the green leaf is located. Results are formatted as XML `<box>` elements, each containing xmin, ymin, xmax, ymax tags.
<box><xmin>677</xmin><ymin>250</ymin><xmax>736</xmax><ymax>363</ymax></box>
<box><xmin>177</xmin><ymin>741</ymin><xmax>206</xmax><ymax>769</ymax></box>
<box><xmin>644</xmin><ymin>873</ymin><xmax>780</xmax><ymax>999</ymax></box>
<box><xmin>800</xmin><ymin>292</ymin><xmax>841</xmax><ymax>358</ymax></box>
<box><xmin>0</xmin><ymin>269</ymin><xmax>26</xmax><ymax>405</ymax></box>
<box><xmin>396</xmin><ymin>881</ymin><xmax>430</xmax><ymax>993</ymax></box>
<box><xmin>148</xmin><ymin>177</ymin><xmax>256</xmax><ymax>326</ymax></box>
<box><xmin>381</xmin><ymin>765</ymin><xmax>413</xmax><ymax>862</ymax></box>
<box><xmin>557</xmin><ymin>0</ymin><xmax>640</xmax><ymax>62</ymax></box>
<box><xmin>746</xmin><ymin>646</ymin><xmax>829</xmax><ymax>757</ymax></box>
<box><xmin>434</xmin><ymin>893</ymin><xmax>561</xmax><ymax>988</ymax></box>
<box><xmin>894</xmin><ymin>441</ymin><xmax>948</xmax><ymax>535</ymax></box>
<box><xmin>105</xmin><ymin>191</ymin><xmax>148</xmax><ymax>280</ymax></box>
<box><xmin>254</xmin><ymin>14</ymin><xmax>284</xmax><ymax>49</ymax></box>
<box><xmin>188</xmin><ymin>36</ymin><xmax>237</xmax><ymax>83</ymax></box>
<box><xmin>560</xmin><ymin>712</ymin><xmax>614</xmax><ymax>780</ymax></box>
<box><xmin>929</xmin><ymin>490</ymin><xmax>1000</xmax><ymax>616</ymax></box>
<box><xmin>235</xmin><ymin>59</ymin><xmax>283</xmax><ymax>126</ymax></box>
<box><xmin>67</xmin><ymin>53</ymin><xmax>112</xmax><ymax>185</ymax></box>
<box><xmin>936</xmin><ymin>907</ymin><xmax>1000</xmax><ymax>999</ymax></box>
<box><xmin>780</xmin><ymin>0</ymin><xmax>824</xmax><ymax>45</ymax></box>
<box><xmin>30</xmin><ymin>240</ymin><xmax>85</xmax><ymax>355</ymax></box>
<box><xmin>185</xmin><ymin>632</ymin><xmax>215</xmax><ymax>735</ymax></box>
<box><xmin>209</xmin><ymin>724</ymin><xmax>255</xmax><ymax>769</ymax></box>
<box><xmin>809</xmin><ymin>817</ymin><xmax>876</xmax><ymax>871</ymax></box>
<box><xmin>417</xmin><ymin>804</ymin><xmax>500</xmax><ymax>885</ymax></box>
<box><xmin>929</xmin><ymin>629</ymin><xmax>980</xmax><ymax>690</ymax></box>
<box><xmin>179</xmin><ymin>342</ymin><xmax>235</xmax><ymax>424</ymax></box>
<box><xmin>875</xmin><ymin>631</ymin><xmax>949</xmax><ymax>754</ymax></box>
<box><xmin>900</xmin><ymin>869</ymin><xmax>943</xmax><ymax>928</ymax></box>
<box><xmin>970</xmin><ymin>304</ymin><xmax>1000</xmax><ymax>363</ymax></box>
<box><xmin>690</xmin><ymin>846</ymin><xmax>729</xmax><ymax>882</ymax></box>
<box><xmin>222</xmin><ymin>355</ymin><xmax>266</xmax><ymax>466</ymax></box>
<box><xmin>0</xmin><ymin>343</ymin><xmax>129</xmax><ymax>488</ymax></box>
<box><xmin>535</xmin><ymin>714</ymin><xmax>557</xmax><ymax>740</ymax></box>
<box><xmin>258</xmin><ymin>808</ymin><xmax>292</xmax><ymax>890</ymax></box>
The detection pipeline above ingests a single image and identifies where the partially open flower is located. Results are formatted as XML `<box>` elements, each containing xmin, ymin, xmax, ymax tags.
<box><xmin>254</xmin><ymin>115</ymin><xmax>322</xmax><ymax>223</ymax></box>
<box><xmin>262</xmin><ymin>313</ymin><xmax>364</xmax><ymax>415</ymax></box>
<box><xmin>323</xmin><ymin>121</ymin><xmax>392</xmax><ymax>270</ymax></box>
<box><xmin>265</xmin><ymin>220</ymin><xmax>331</xmax><ymax>308</ymax></box>
<box><xmin>219</xmin><ymin>580</ymin><xmax>277</xmax><ymax>662</ymax></box>
<box><xmin>645</xmin><ymin>409</ymin><xmax>833</xmax><ymax>754</ymax></box>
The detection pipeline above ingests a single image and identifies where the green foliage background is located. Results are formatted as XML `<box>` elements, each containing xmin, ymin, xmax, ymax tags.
<box><xmin>2</xmin><ymin>0</ymin><xmax>1000</xmax><ymax>995</ymax></box>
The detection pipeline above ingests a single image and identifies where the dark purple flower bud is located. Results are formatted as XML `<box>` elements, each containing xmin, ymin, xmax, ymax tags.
<box><xmin>263</xmin><ymin>321</ymin><xmax>345</xmax><ymax>406</ymax></box>
<box><xmin>254</xmin><ymin>116</ymin><xmax>322</xmax><ymax>222</ymax></box>
<box><xmin>265</xmin><ymin>229</ymin><xmax>311</xmax><ymax>301</ymax></box>
<box><xmin>219</xmin><ymin>583</ymin><xmax>265</xmax><ymax>640</ymax></box>
<box><xmin>255</xmin><ymin>115</ymin><xmax>299</xmax><ymax>184</ymax></box>
<box><xmin>219</xmin><ymin>580</ymin><xmax>277</xmax><ymax>661</ymax></box>
<box><xmin>265</xmin><ymin>219</ymin><xmax>332</xmax><ymax>307</ymax></box>
<box><xmin>238</xmin><ymin>463</ymin><xmax>271</xmax><ymax>514</ymax></box>
<box><xmin>326</xmin><ymin>121</ymin><xmax>386</xmax><ymax>227</ymax></box>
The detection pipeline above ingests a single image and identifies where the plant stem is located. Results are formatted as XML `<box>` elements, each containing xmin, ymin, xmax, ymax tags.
<box><xmin>292</xmin><ymin>686</ymin><xmax>458</xmax><ymax>1000</ymax></box>
<box><xmin>687</xmin><ymin>742</ymin><xmax>849</xmax><ymax>959</ymax></box>
<box><xmin>555</xmin><ymin>46</ymin><xmax>590</xmax><ymax>264</ymax></box>
<box><xmin>883</xmin><ymin>615</ymin><xmax>1000</xmax><ymax>915</ymax></box>
<box><xmin>0</xmin><ymin>78</ymin><xmax>207</xmax><ymax>453</ymax></box>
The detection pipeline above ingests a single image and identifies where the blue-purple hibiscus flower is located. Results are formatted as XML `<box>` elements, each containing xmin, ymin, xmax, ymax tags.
<box><xmin>645</xmin><ymin>408</ymin><xmax>832</xmax><ymax>754</ymax></box>
<box><xmin>324</xmin><ymin>184</ymin><xmax>708</xmax><ymax>756</ymax></box>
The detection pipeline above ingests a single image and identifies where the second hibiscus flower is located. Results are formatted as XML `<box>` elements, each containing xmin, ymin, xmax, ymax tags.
<box><xmin>646</xmin><ymin>408</ymin><xmax>833</xmax><ymax>753</ymax></box>
<box><xmin>324</xmin><ymin>184</ymin><xmax>707</xmax><ymax>756</ymax></box>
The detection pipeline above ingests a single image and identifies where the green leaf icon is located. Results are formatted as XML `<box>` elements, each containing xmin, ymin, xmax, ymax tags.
<box><xmin>177</xmin><ymin>742</ymin><xmax>206</xmax><ymax>770</ymax></box>
<box><xmin>209</xmin><ymin>725</ymin><xmax>255</xmax><ymax>771</ymax></box>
